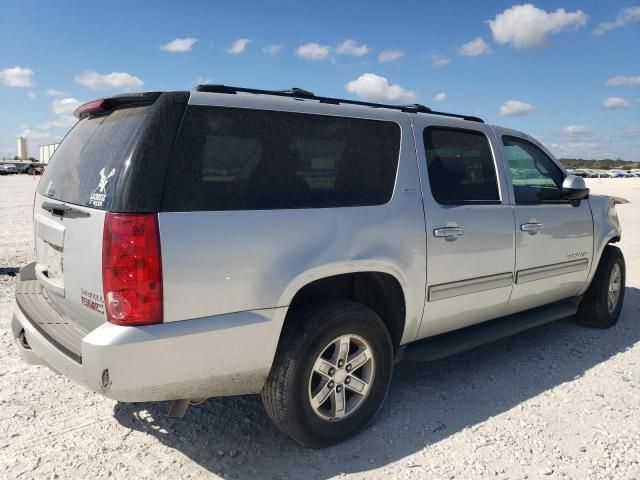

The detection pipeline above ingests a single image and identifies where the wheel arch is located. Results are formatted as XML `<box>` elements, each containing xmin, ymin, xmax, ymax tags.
<box><xmin>278</xmin><ymin>268</ymin><xmax>407</xmax><ymax>352</ymax></box>
<box><xmin>579</xmin><ymin>195</ymin><xmax>623</xmax><ymax>296</ymax></box>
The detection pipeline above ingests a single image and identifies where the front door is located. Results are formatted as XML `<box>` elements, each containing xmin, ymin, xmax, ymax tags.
<box><xmin>415</xmin><ymin>122</ymin><xmax>515</xmax><ymax>339</ymax></box>
<box><xmin>499</xmin><ymin>134</ymin><xmax>594</xmax><ymax>315</ymax></box>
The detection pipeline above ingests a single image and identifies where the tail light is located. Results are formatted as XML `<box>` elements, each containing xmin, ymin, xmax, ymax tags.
<box><xmin>74</xmin><ymin>99</ymin><xmax>108</xmax><ymax>119</ymax></box>
<box><xmin>102</xmin><ymin>213</ymin><xmax>163</xmax><ymax>326</ymax></box>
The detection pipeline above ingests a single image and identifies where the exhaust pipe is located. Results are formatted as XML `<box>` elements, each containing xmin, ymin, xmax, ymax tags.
<box><xmin>166</xmin><ymin>398</ymin><xmax>208</xmax><ymax>419</ymax></box>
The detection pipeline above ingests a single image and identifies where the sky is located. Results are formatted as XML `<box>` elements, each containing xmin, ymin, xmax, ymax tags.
<box><xmin>1</xmin><ymin>0</ymin><xmax>639</xmax><ymax>161</ymax></box>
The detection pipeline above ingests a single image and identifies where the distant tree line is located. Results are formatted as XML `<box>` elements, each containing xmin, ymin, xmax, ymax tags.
<box><xmin>558</xmin><ymin>158</ymin><xmax>640</xmax><ymax>170</ymax></box>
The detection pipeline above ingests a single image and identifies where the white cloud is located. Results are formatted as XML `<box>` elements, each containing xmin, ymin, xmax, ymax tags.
<box><xmin>433</xmin><ymin>92</ymin><xmax>447</xmax><ymax>102</ymax></box>
<box><xmin>262</xmin><ymin>44</ymin><xmax>283</xmax><ymax>55</ymax></box>
<box><xmin>194</xmin><ymin>76</ymin><xmax>213</xmax><ymax>86</ymax></box>
<box><xmin>594</xmin><ymin>6</ymin><xmax>640</xmax><ymax>35</ymax></box>
<box><xmin>458</xmin><ymin>37</ymin><xmax>491</xmax><ymax>56</ymax></box>
<box><xmin>226</xmin><ymin>38</ymin><xmax>253</xmax><ymax>54</ymax></box>
<box><xmin>345</xmin><ymin>73</ymin><xmax>417</xmax><ymax>103</ymax></box>
<box><xmin>296</xmin><ymin>43</ymin><xmax>331</xmax><ymax>60</ymax></box>
<box><xmin>429</xmin><ymin>54</ymin><xmax>451</xmax><ymax>67</ymax></box>
<box><xmin>488</xmin><ymin>4</ymin><xmax>588</xmax><ymax>48</ymax></box>
<box><xmin>623</xmin><ymin>124</ymin><xmax>640</xmax><ymax>139</ymax></box>
<box><xmin>52</xmin><ymin>97</ymin><xmax>82</xmax><ymax>115</ymax></box>
<box><xmin>606</xmin><ymin>75</ymin><xmax>640</xmax><ymax>87</ymax></box>
<box><xmin>46</xmin><ymin>89</ymin><xmax>65</xmax><ymax>96</ymax></box>
<box><xmin>160</xmin><ymin>37</ymin><xmax>198</xmax><ymax>52</ymax></box>
<box><xmin>336</xmin><ymin>39</ymin><xmax>369</xmax><ymax>56</ymax></box>
<box><xmin>602</xmin><ymin>97</ymin><xmax>630</xmax><ymax>109</ymax></box>
<box><xmin>27</xmin><ymin>91</ymin><xmax>36</xmax><ymax>99</ymax></box>
<box><xmin>39</xmin><ymin>115</ymin><xmax>77</xmax><ymax>130</ymax></box>
<box><xmin>0</xmin><ymin>66</ymin><xmax>34</xmax><ymax>87</ymax></box>
<box><xmin>499</xmin><ymin>99</ymin><xmax>534</xmax><ymax>116</ymax></box>
<box><xmin>561</xmin><ymin>125</ymin><xmax>593</xmax><ymax>136</ymax></box>
<box><xmin>74</xmin><ymin>71</ymin><xmax>143</xmax><ymax>90</ymax></box>
<box><xmin>378</xmin><ymin>49</ymin><xmax>404</xmax><ymax>63</ymax></box>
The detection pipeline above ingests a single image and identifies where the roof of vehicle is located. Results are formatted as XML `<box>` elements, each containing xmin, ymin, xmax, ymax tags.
<box><xmin>192</xmin><ymin>84</ymin><xmax>485</xmax><ymax>123</ymax></box>
<box><xmin>74</xmin><ymin>87</ymin><xmax>544</xmax><ymax>149</ymax></box>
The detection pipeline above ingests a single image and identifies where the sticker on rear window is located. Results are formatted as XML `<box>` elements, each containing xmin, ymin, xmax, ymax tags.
<box><xmin>89</xmin><ymin>168</ymin><xmax>115</xmax><ymax>208</ymax></box>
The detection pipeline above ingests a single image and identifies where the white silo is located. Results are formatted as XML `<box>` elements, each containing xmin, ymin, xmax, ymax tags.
<box><xmin>17</xmin><ymin>136</ymin><xmax>28</xmax><ymax>160</ymax></box>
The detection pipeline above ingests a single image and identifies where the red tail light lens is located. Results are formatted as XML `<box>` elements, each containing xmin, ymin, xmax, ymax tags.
<box><xmin>102</xmin><ymin>213</ymin><xmax>163</xmax><ymax>326</ymax></box>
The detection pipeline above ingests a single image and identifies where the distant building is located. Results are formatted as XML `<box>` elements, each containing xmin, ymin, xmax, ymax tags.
<box><xmin>17</xmin><ymin>136</ymin><xmax>28</xmax><ymax>160</ymax></box>
<box><xmin>39</xmin><ymin>143</ymin><xmax>59</xmax><ymax>164</ymax></box>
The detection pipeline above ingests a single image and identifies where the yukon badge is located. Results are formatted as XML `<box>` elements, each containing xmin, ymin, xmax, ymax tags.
<box><xmin>89</xmin><ymin>167</ymin><xmax>115</xmax><ymax>208</ymax></box>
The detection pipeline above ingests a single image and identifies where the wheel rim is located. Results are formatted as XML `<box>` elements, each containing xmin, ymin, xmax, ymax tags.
<box><xmin>308</xmin><ymin>334</ymin><xmax>375</xmax><ymax>422</ymax></box>
<box><xmin>607</xmin><ymin>263</ymin><xmax>621</xmax><ymax>313</ymax></box>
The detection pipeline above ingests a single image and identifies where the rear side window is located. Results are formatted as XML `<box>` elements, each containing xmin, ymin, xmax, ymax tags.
<box><xmin>502</xmin><ymin>136</ymin><xmax>564</xmax><ymax>203</ymax></box>
<box><xmin>161</xmin><ymin>106</ymin><xmax>401</xmax><ymax>211</ymax></box>
<box><xmin>424</xmin><ymin>127</ymin><xmax>500</xmax><ymax>204</ymax></box>
<box><xmin>37</xmin><ymin>106</ymin><xmax>150</xmax><ymax>210</ymax></box>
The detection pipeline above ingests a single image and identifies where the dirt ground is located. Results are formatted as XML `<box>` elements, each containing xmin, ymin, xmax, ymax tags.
<box><xmin>1</xmin><ymin>175</ymin><xmax>639</xmax><ymax>480</ymax></box>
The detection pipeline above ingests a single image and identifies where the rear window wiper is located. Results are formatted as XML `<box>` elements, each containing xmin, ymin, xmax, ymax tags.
<box><xmin>41</xmin><ymin>201</ymin><xmax>91</xmax><ymax>218</ymax></box>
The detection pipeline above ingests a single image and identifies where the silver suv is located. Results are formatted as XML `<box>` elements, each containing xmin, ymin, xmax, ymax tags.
<box><xmin>12</xmin><ymin>85</ymin><xmax>626</xmax><ymax>447</ymax></box>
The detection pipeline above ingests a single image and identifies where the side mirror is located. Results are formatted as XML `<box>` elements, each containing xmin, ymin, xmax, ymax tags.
<box><xmin>561</xmin><ymin>175</ymin><xmax>589</xmax><ymax>202</ymax></box>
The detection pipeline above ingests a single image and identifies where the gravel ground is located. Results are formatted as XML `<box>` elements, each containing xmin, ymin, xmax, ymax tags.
<box><xmin>1</xmin><ymin>175</ymin><xmax>639</xmax><ymax>480</ymax></box>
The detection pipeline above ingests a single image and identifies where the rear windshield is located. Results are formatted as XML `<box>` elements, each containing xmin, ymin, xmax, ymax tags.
<box><xmin>37</xmin><ymin>106</ymin><xmax>150</xmax><ymax>210</ymax></box>
<box><xmin>161</xmin><ymin>106</ymin><xmax>401</xmax><ymax>211</ymax></box>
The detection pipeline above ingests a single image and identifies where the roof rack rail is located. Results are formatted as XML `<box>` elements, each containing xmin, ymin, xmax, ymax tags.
<box><xmin>194</xmin><ymin>84</ymin><xmax>484</xmax><ymax>123</ymax></box>
<box><xmin>275</xmin><ymin>87</ymin><xmax>315</xmax><ymax>98</ymax></box>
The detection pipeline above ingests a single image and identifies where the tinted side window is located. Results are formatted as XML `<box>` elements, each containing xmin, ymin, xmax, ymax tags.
<box><xmin>502</xmin><ymin>136</ymin><xmax>564</xmax><ymax>203</ymax></box>
<box><xmin>162</xmin><ymin>107</ymin><xmax>401</xmax><ymax>211</ymax></box>
<box><xmin>423</xmin><ymin>127</ymin><xmax>500</xmax><ymax>204</ymax></box>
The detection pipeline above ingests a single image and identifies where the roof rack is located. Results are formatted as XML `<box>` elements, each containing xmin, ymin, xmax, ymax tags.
<box><xmin>194</xmin><ymin>84</ymin><xmax>484</xmax><ymax>123</ymax></box>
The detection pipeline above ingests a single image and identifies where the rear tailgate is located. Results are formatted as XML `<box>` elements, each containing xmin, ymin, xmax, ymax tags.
<box><xmin>32</xmin><ymin>92</ymin><xmax>188</xmax><ymax>335</ymax></box>
<box><xmin>35</xmin><ymin>105</ymin><xmax>151</xmax><ymax>332</ymax></box>
<box><xmin>34</xmin><ymin>197</ymin><xmax>107</xmax><ymax>332</ymax></box>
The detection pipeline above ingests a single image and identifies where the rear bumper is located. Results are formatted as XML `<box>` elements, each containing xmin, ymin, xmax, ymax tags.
<box><xmin>12</xmin><ymin>292</ymin><xmax>286</xmax><ymax>402</ymax></box>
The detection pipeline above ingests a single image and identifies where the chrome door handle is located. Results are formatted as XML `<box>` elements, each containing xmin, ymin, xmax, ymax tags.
<box><xmin>521</xmin><ymin>220</ymin><xmax>544</xmax><ymax>235</ymax></box>
<box><xmin>434</xmin><ymin>226</ymin><xmax>466</xmax><ymax>240</ymax></box>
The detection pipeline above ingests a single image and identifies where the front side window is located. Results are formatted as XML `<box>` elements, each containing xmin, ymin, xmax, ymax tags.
<box><xmin>162</xmin><ymin>106</ymin><xmax>401</xmax><ymax>211</ymax></box>
<box><xmin>502</xmin><ymin>136</ymin><xmax>564</xmax><ymax>203</ymax></box>
<box><xmin>423</xmin><ymin>127</ymin><xmax>500</xmax><ymax>205</ymax></box>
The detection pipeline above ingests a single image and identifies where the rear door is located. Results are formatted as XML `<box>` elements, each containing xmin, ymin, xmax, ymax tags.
<box><xmin>413</xmin><ymin>120</ymin><xmax>516</xmax><ymax>339</ymax></box>
<box><xmin>497</xmin><ymin>133</ymin><xmax>593</xmax><ymax>315</ymax></box>
<box><xmin>34</xmin><ymin>105</ymin><xmax>153</xmax><ymax>332</ymax></box>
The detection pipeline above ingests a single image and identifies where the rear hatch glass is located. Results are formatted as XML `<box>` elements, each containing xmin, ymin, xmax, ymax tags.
<box><xmin>38</xmin><ymin>106</ymin><xmax>150</xmax><ymax>210</ymax></box>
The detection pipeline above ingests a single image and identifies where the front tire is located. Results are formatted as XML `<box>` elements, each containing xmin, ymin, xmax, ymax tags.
<box><xmin>262</xmin><ymin>301</ymin><xmax>394</xmax><ymax>447</ymax></box>
<box><xmin>577</xmin><ymin>245</ymin><xmax>625</xmax><ymax>328</ymax></box>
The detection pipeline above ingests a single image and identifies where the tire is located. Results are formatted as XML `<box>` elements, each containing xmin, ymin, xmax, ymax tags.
<box><xmin>577</xmin><ymin>245</ymin><xmax>625</xmax><ymax>328</ymax></box>
<box><xmin>262</xmin><ymin>301</ymin><xmax>394</xmax><ymax>447</ymax></box>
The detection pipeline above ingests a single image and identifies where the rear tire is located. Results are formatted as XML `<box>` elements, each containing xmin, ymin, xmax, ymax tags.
<box><xmin>577</xmin><ymin>245</ymin><xmax>625</xmax><ymax>328</ymax></box>
<box><xmin>262</xmin><ymin>301</ymin><xmax>394</xmax><ymax>447</ymax></box>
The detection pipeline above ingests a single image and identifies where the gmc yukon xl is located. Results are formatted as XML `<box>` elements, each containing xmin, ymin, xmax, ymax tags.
<box><xmin>12</xmin><ymin>85</ymin><xmax>626</xmax><ymax>447</ymax></box>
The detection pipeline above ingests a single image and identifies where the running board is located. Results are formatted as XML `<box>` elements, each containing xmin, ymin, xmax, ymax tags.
<box><xmin>400</xmin><ymin>297</ymin><xmax>581</xmax><ymax>362</ymax></box>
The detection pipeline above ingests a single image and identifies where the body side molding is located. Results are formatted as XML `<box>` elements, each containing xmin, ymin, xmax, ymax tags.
<box><xmin>428</xmin><ymin>272</ymin><xmax>513</xmax><ymax>302</ymax></box>
<box><xmin>516</xmin><ymin>258</ymin><xmax>589</xmax><ymax>284</ymax></box>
